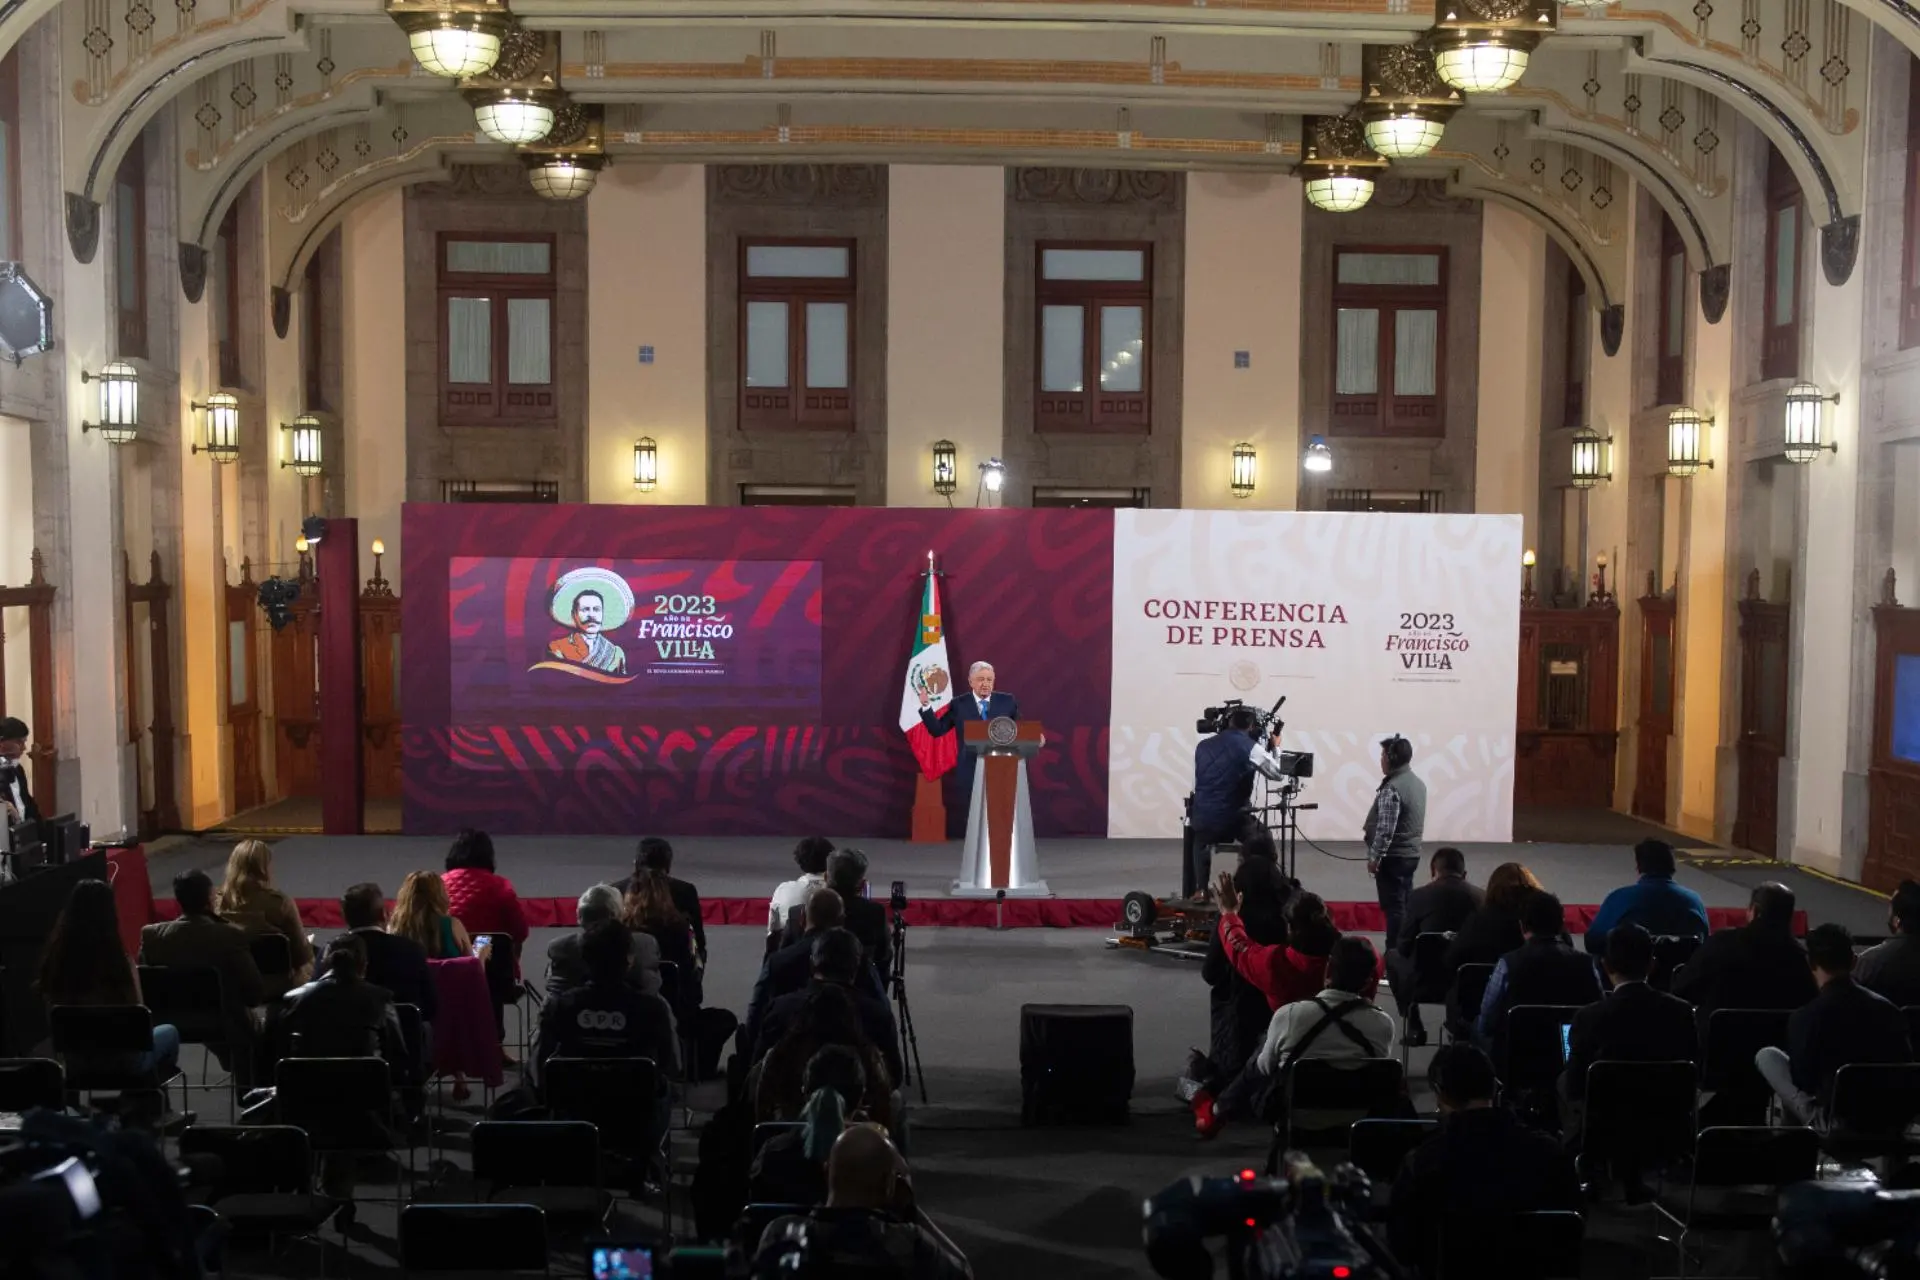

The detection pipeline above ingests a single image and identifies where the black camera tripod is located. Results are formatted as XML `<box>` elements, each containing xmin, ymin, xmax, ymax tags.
<box><xmin>1253</xmin><ymin>777</ymin><xmax>1317</xmax><ymax>883</ymax></box>
<box><xmin>888</xmin><ymin>895</ymin><xmax>928</xmax><ymax>1103</ymax></box>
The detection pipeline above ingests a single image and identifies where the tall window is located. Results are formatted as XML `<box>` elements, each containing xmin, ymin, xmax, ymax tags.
<box><xmin>113</xmin><ymin>135</ymin><xmax>147</xmax><ymax>360</ymax></box>
<box><xmin>303</xmin><ymin>245</ymin><xmax>327</xmax><ymax>411</ymax></box>
<box><xmin>214</xmin><ymin>203</ymin><xmax>241</xmax><ymax>387</ymax></box>
<box><xmin>740</xmin><ymin>241</ymin><xmax>854</xmax><ymax>429</ymax></box>
<box><xmin>1331</xmin><ymin>248</ymin><xmax>1446</xmax><ymax>437</ymax></box>
<box><xmin>1036</xmin><ymin>244</ymin><xmax>1150</xmax><ymax>431</ymax></box>
<box><xmin>0</xmin><ymin>49</ymin><xmax>20</xmax><ymax>262</ymax></box>
<box><xmin>1901</xmin><ymin>57</ymin><xmax>1920</xmax><ymax>350</ymax></box>
<box><xmin>1565</xmin><ymin>261</ymin><xmax>1587</xmax><ymax>427</ymax></box>
<box><xmin>1763</xmin><ymin>146</ymin><xmax>1802</xmax><ymax>381</ymax></box>
<box><xmin>437</xmin><ymin>234</ymin><xmax>555</xmax><ymax>423</ymax></box>
<box><xmin>1657</xmin><ymin>213</ymin><xmax>1686</xmax><ymax>406</ymax></box>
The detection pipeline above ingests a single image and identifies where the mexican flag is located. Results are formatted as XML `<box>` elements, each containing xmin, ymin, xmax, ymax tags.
<box><xmin>899</xmin><ymin>567</ymin><xmax>960</xmax><ymax>780</ymax></box>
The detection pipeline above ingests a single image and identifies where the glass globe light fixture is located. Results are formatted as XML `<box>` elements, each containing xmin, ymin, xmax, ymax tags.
<box><xmin>1302</xmin><ymin>165</ymin><xmax>1378</xmax><ymax>213</ymax></box>
<box><xmin>471</xmin><ymin>87</ymin><xmax>559</xmax><ymax>145</ymax></box>
<box><xmin>1361</xmin><ymin>106</ymin><xmax>1450</xmax><ymax>159</ymax></box>
<box><xmin>1430</xmin><ymin>31</ymin><xmax>1537</xmax><ymax>94</ymax></box>
<box><xmin>524</xmin><ymin>154</ymin><xmax>603</xmax><ymax>200</ymax></box>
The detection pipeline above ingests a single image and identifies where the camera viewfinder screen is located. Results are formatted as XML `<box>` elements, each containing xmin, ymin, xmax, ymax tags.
<box><xmin>591</xmin><ymin>1245</ymin><xmax>654</xmax><ymax>1279</ymax></box>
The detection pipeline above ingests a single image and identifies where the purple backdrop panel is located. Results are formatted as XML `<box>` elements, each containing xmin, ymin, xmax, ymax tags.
<box><xmin>402</xmin><ymin>505</ymin><xmax>1114</xmax><ymax>837</ymax></box>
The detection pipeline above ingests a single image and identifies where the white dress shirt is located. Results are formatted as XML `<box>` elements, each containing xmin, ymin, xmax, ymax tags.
<box><xmin>768</xmin><ymin>871</ymin><xmax>825</xmax><ymax>934</ymax></box>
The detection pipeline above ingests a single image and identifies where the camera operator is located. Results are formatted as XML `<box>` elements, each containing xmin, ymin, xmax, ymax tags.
<box><xmin>1188</xmin><ymin>707</ymin><xmax>1288</xmax><ymax>901</ymax></box>
<box><xmin>0</xmin><ymin>716</ymin><xmax>38</xmax><ymax>827</ymax></box>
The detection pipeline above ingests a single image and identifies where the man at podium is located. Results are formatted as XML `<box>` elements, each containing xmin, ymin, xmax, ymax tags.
<box><xmin>916</xmin><ymin>661</ymin><xmax>1018</xmax><ymax>820</ymax></box>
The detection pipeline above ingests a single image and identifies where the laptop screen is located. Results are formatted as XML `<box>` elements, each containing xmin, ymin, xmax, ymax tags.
<box><xmin>1560</xmin><ymin>1022</ymin><xmax>1573</xmax><ymax>1062</ymax></box>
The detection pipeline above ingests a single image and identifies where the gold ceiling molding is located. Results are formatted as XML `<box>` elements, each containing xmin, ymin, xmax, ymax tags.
<box><xmin>70</xmin><ymin>0</ymin><xmax>280</xmax><ymax>103</ymax></box>
<box><xmin>612</xmin><ymin>123</ymin><xmax>1299</xmax><ymax>158</ymax></box>
<box><xmin>563</xmin><ymin>56</ymin><xmax>1359</xmax><ymax>94</ymax></box>
<box><xmin>1607</xmin><ymin>6</ymin><xmax>1859</xmax><ymax>135</ymax></box>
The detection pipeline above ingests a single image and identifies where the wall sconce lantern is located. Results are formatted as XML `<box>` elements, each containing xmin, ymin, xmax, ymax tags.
<box><xmin>281</xmin><ymin>413</ymin><xmax>324</xmax><ymax>477</ymax></box>
<box><xmin>1303</xmin><ymin>434</ymin><xmax>1334</xmax><ymax>474</ymax></box>
<box><xmin>1230</xmin><ymin>443</ymin><xmax>1257</xmax><ymax>498</ymax></box>
<box><xmin>632</xmin><ymin>436</ymin><xmax>658</xmax><ymax>491</ymax></box>
<box><xmin>190</xmin><ymin>390</ymin><xmax>241</xmax><ymax>463</ymax></box>
<box><xmin>976</xmin><ymin>457</ymin><xmax>1006</xmax><ymax>507</ymax></box>
<box><xmin>1782</xmin><ymin>380</ymin><xmax>1841</xmax><ymax>463</ymax></box>
<box><xmin>931</xmin><ymin>439</ymin><xmax>958</xmax><ymax>497</ymax></box>
<box><xmin>1569</xmin><ymin>425</ymin><xmax>1613</xmax><ymax>490</ymax></box>
<box><xmin>1666</xmin><ymin>405</ymin><xmax>1715</xmax><ymax>477</ymax></box>
<box><xmin>80</xmin><ymin>361</ymin><xmax>140</xmax><ymax>443</ymax></box>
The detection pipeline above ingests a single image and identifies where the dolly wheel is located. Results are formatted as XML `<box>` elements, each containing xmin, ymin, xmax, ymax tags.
<box><xmin>1121</xmin><ymin>891</ymin><xmax>1157</xmax><ymax>928</ymax></box>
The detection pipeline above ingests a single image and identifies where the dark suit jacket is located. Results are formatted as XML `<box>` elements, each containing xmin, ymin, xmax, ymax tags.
<box><xmin>1854</xmin><ymin>934</ymin><xmax>1920</xmax><ymax>1009</ymax></box>
<box><xmin>1396</xmin><ymin>875</ymin><xmax>1485</xmax><ymax>956</ymax></box>
<box><xmin>351</xmin><ymin>928</ymin><xmax>437</xmax><ymax>1023</ymax></box>
<box><xmin>1786</xmin><ymin>976</ymin><xmax>1914</xmax><ymax>1103</ymax></box>
<box><xmin>1670</xmin><ymin>923</ymin><xmax>1816</xmax><ymax>1028</ymax></box>
<box><xmin>1387</xmin><ymin>1106</ymin><xmax>1581</xmax><ymax>1278</ymax></box>
<box><xmin>780</xmin><ymin>893</ymin><xmax>894</xmax><ymax>981</ymax></box>
<box><xmin>1445</xmin><ymin>906</ymin><xmax>1525</xmax><ymax>971</ymax></box>
<box><xmin>919</xmin><ymin>690</ymin><xmax>1020</xmax><ymax>749</ymax></box>
<box><xmin>754</xmin><ymin>981</ymin><xmax>903</xmax><ymax>1087</ymax></box>
<box><xmin>2</xmin><ymin>761</ymin><xmax>37</xmax><ymax>824</ymax></box>
<box><xmin>748</xmin><ymin>930</ymin><xmax>888</xmax><ymax>1051</ymax></box>
<box><xmin>139</xmin><ymin>914</ymin><xmax>268</xmax><ymax>1045</ymax></box>
<box><xmin>1562</xmin><ymin>980</ymin><xmax>1698</xmax><ymax>1095</ymax></box>
<box><xmin>614</xmin><ymin>875</ymin><xmax>706</xmax><ymax>961</ymax></box>
<box><xmin>266</xmin><ymin>973</ymin><xmax>406</xmax><ymax>1064</ymax></box>
<box><xmin>545</xmin><ymin>928</ymin><xmax>661</xmax><ymax>999</ymax></box>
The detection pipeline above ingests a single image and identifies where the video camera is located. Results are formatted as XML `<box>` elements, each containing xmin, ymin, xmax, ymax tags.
<box><xmin>1776</xmin><ymin>1181</ymin><xmax>1920</xmax><ymax>1278</ymax></box>
<box><xmin>1144</xmin><ymin>1155</ymin><xmax>1404</xmax><ymax>1280</ymax></box>
<box><xmin>1198</xmin><ymin>695</ymin><xmax>1287</xmax><ymax>738</ymax></box>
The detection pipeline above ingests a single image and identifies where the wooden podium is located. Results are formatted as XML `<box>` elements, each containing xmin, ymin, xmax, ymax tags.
<box><xmin>953</xmin><ymin>717</ymin><xmax>1050</xmax><ymax>898</ymax></box>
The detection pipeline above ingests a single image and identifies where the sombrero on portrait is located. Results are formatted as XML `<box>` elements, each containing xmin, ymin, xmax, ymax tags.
<box><xmin>549</xmin><ymin>566</ymin><xmax>635</xmax><ymax>629</ymax></box>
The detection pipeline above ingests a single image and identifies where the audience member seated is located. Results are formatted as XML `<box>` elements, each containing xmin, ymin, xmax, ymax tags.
<box><xmin>1559</xmin><ymin>924</ymin><xmax>1696</xmax><ymax>1147</ymax></box>
<box><xmin>750</xmin><ymin>889</ymin><xmax>856</xmax><ymax>1052</ymax></box>
<box><xmin>783</xmin><ymin>847</ymin><xmax>892</xmax><ymax>982</ymax></box>
<box><xmin>627</xmin><ymin>863</ymin><xmax>738</xmax><ymax>1080</ymax></box>
<box><xmin>749</xmin><ymin>1043</ymin><xmax>872</xmax><ymax>1207</ymax></box>
<box><xmin>618</xmin><ymin>836</ymin><xmax>707</xmax><ymax>966</ymax></box>
<box><xmin>40</xmin><ymin>878</ymin><xmax>181</xmax><ymax>1086</ymax></box>
<box><xmin>1477</xmin><ymin>891</ymin><xmax>1602</xmax><ymax>1063</ymax></box>
<box><xmin>215</xmin><ymin>839</ymin><xmax>314</xmax><ymax>996</ymax></box>
<box><xmin>769</xmin><ymin>836</ymin><xmax>835</xmax><ymax>939</ymax></box>
<box><xmin>532</xmin><ymin>920</ymin><xmax>680</xmax><ymax>1099</ymax></box>
<box><xmin>1671</xmin><ymin>881</ymin><xmax>1814</xmax><ymax>1028</ymax></box>
<box><xmin>1855</xmin><ymin>879</ymin><xmax>1920</xmax><ymax>1009</ymax></box>
<box><xmin>1387</xmin><ymin>1044</ymin><xmax>1581</xmax><ymax>1278</ymax></box>
<box><xmin>139</xmin><ymin>869</ymin><xmax>267</xmax><ymax>1085</ymax></box>
<box><xmin>1583</xmin><ymin>839</ymin><xmax>1710</xmax><ymax>956</ymax></box>
<box><xmin>442</xmin><ymin>829</ymin><xmax>530</xmax><ymax>1055</ymax></box>
<box><xmin>755</xmin><ymin>929</ymin><xmax>902</xmax><ymax>1087</ymax></box>
<box><xmin>390</xmin><ymin>871</ymin><xmax>485</xmax><ymax>961</ymax></box>
<box><xmin>756</xmin><ymin>992</ymin><xmax>896</xmax><ymax>1131</ymax></box>
<box><xmin>1757</xmin><ymin>923</ymin><xmax>1914</xmax><ymax>1126</ymax></box>
<box><xmin>1190</xmin><ymin>853</ymin><xmax>1291</xmax><ymax>1105</ymax></box>
<box><xmin>546</xmin><ymin>883</ymin><xmax>661</xmax><ymax>998</ymax></box>
<box><xmin>757</xmin><ymin>1125</ymin><xmax>973</xmax><ymax>1280</ymax></box>
<box><xmin>264</xmin><ymin>934</ymin><xmax>407</xmax><ymax>1065</ymax></box>
<box><xmin>1443</xmin><ymin>862</ymin><xmax>1540</xmax><ymax>1032</ymax></box>
<box><xmin>341</xmin><ymin>882</ymin><xmax>439</xmax><ymax>1025</ymax></box>
<box><xmin>1388</xmin><ymin>845</ymin><xmax>1483</xmax><ymax>1046</ymax></box>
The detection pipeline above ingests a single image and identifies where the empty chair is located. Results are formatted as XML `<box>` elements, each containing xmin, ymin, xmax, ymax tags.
<box><xmin>1444</xmin><ymin>964</ymin><xmax>1495</xmax><ymax>1042</ymax></box>
<box><xmin>179</xmin><ymin>1124</ymin><xmax>338</xmax><ymax>1241</ymax></box>
<box><xmin>1650</xmin><ymin>936</ymin><xmax>1704</xmax><ymax>992</ymax></box>
<box><xmin>275</xmin><ymin>1056</ymin><xmax>407</xmax><ymax>1204</ymax></box>
<box><xmin>734</xmin><ymin>1202</ymin><xmax>810</xmax><ymax>1254</ymax></box>
<box><xmin>398</xmin><ymin>1203</ymin><xmax>548</xmax><ymax>1276</ymax></box>
<box><xmin>1700</xmin><ymin>1008</ymin><xmax>1790</xmax><ymax>1094</ymax></box>
<box><xmin>138</xmin><ymin>966</ymin><xmax>231</xmax><ymax>1105</ymax></box>
<box><xmin>1401</xmin><ymin>934</ymin><xmax>1454</xmax><ymax>1064</ymax></box>
<box><xmin>1438</xmin><ymin>1209</ymin><xmax>1584</xmax><ymax>1279</ymax></box>
<box><xmin>1580</xmin><ymin>1060</ymin><xmax>1698</xmax><ymax>1182</ymax></box>
<box><xmin>753</xmin><ymin>1121</ymin><xmax>804</xmax><ymax>1154</ymax></box>
<box><xmin>1823</xmin><ymin>1062</ymin><xmax>1920</xmax><ymax>1162</ymax></box>
<box><xmin>1266</xmin><ymin>1057</ymin><xmax>1404</xmax><ymax>1174</ymax></box>
<box><xmin>471</xmin><ymin>1121</ymin><xmax>611</xmax><ymax>1233</ymax></box>
<box><xmin>1347</xmin><ymin>1117</ymin><xmax>1439</xmax><ymax>1184</ymax></box>
<box><xmin>0</xmin><ymin>1058</ymin><xmax>63</xmax><ymax>1113</ymax></box>
<box><xmin>543</xmin><ymin>1056</ymin><xmax>664</xmax><ymax>1180</ymax></box>
<box><xmin>1501</xmin><ymin>1005</ymin><xmax>1583</xmax><ymax>1095</ymax></box>
<box><xmin>1652</xmin><ymin>1126</ymin><xmax>1819</xmax><ymax>1277</ymax></box>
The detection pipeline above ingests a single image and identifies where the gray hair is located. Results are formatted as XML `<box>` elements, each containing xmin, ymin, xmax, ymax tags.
<box><xmin>827</xmin><ymin>847</ymin><xmax>869</xmax><ymax>895</ymax></box>
<box><xmin>577</xmin><ymin>882</ymin><xmax>623</xmax><ymax>927</ymax></box>
<box><xmin>968</xmin><ymin>661</ymin><xmax>994</xmax><ymax>676</ymax></box>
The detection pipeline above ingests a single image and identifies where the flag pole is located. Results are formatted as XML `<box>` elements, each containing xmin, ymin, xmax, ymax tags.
<box><xmin>911</xmin><ymin>549</ymin><xmax>948</xmax><ymax>843</ymax></box>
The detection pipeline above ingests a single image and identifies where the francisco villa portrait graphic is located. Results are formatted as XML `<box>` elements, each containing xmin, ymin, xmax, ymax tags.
<box><xmin>529</xmin><ymin>566</ymin><xmax>636</xmax><ymax>683</ymax></box>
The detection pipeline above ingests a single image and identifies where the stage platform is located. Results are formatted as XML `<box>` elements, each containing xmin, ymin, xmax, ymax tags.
<box><xmin>143</xmin><ymin>823</ymin><xmax>1891</xmax><ymax>937</ymax></box>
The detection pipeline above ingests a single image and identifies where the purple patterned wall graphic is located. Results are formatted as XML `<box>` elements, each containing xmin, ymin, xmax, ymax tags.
<box><xmin>402</xmin><ymin>505</ymin><xmax>1114</xmax><ymax>836</ymax></box>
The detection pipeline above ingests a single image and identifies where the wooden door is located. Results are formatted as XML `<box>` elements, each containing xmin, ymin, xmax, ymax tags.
<box><xmin>1733</xmin><ymin>571</ymin><xmax>1790</xmax><ymax>856</ymax></box>
<box><xmin>124</xmin><ymin>551</ymin><xmax>179</xmax><ymax>838</ymax></box>
<box><xmin>1867</xmin><ymin>574</ymin><xmax>1920</xmax><ymax>891</ymax></box>
<box><xmin>224</xmin><ymin>559</ymin><xmax>265</xmax><ymax>813</ymax></box>
<box><xmin>361</xmin><ymin>584</ymin><xmax>401</xmax><ymax>799</ymax></box>
<box><xmin>269</xmin><ymin>583</ymin><xmax>323</xmax><ymax>799</ymax></box>
<box><xmin>1515</xmin><ymin>599</ymin><xmax>1622</xmax><ymax>807</ymax></box>
<box><xmin>1634</xmin><ymin>579</ymin><xmax>1677</xmax><ymax>822</ymax></box>
<box><xmin>0</xmin><ymin>549</ymin><xmax>58</xmax><ymax>815</ymax></box>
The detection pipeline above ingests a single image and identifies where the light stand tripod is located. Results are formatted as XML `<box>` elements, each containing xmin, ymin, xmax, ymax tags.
<box><xmin>888</xmin><ymin>895</ymin><xmax>928</xmax><ymax>1104</ymax></box>
<box><xmin>1254</xmin><ymin>776</ymin><xmax>1317</xmax><ymax>884</ymax></box>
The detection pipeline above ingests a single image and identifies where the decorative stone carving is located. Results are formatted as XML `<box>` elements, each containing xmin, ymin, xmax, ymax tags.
<box><xmin>1460</xmin><ymin>0</ymin><xmax>1533</xmax><ymax>20</ymax></box>
<box><xmin>1600</xmin><ymin>304</ymin><xmax>1625</xmax><ymax>357</ymax></box>
<box><xmin>65</xmin><ymin>193</ymin><xmax>100</xmax><ymax>264</ymax></box>
<box><xmin>270</xmin><ymin>286</ymin><xmax>291</xmax><ymax>340</ymax></box>
<box><xmin>1821</xmin><ymin>216</ymin><xmax>1859</xmax><ymax>286</ymax></box>
<box><xmin>179</xmin><ymin>242</ymin><xmax>208</xmax><ymax>303</ymax></box>
<box><xmin>543</xmin><ymin>100</ymin><xmax>590</xmax><ymax>148</ymax></box>
<box><xmin>713</xmin><ymin>164</ymin><xmax>884</xmax><ymax>206</ymax></box>
<box><xmin>1371</xmin><ymin>45</ymin><xmax>1456</xmax><ymax>100</ymax></box>
<box><xmin>1308</xmin><ymin>112</ymin><xmax>1371</xmax><ymax>160</ymax></box>
<box><xmin>442</xmin><ymin>163</ymin><xmax>533</xmax><ymax>196</ymax></box>
<box><xmin>491</xmin><ymin>26</ymin><xmax>548</xmax><ymax>82</ymax></box>
<box><xmin>1370</xmin><ymin>177</ymin><xmax>1478</xmax><ymax>211</ymax></box>
<box><xmin>1011</xmin><ymin>167</ymin><xmax>1178</xmax><ymax>207</ymax></box>
<box><xmin>1698</xmin><ymin>263</ymin><xmax>1730</xmax><ymax>323</ymax></box>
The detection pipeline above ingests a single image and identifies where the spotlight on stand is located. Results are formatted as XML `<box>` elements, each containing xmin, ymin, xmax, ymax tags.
<box><xmin>301</xmin><ymin>515</ymin><xmax>329</xmax><ymax>546</ymax></box>
<box><xmin>1303</xmin><ymin>435</ymin><xmax>1334</xmax><ymax>474</ymax></box>
<box><xmin>257</xmin><ymin>576</ymin><xmax>302</xmax><ymax>630</ymax></box>
<box><xmin>975</xmin><ymin>457</ymin><xmax>1007</xmax><ymax>508</ymax></box>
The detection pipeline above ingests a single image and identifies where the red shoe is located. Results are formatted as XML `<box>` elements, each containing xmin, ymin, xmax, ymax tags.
<box><xmin>1192</xmin><ymin>1091</ymin><xmax>1223</xmax><ymax>1139</ymax></box>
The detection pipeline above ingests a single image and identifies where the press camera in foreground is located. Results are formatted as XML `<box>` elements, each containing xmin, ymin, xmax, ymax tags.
<box><xmin>1144</xmin><ymin>1156</ymin><xmax>1405</xmax><ymax>1280</ymax></box>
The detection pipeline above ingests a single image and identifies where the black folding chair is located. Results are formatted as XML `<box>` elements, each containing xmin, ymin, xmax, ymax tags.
<box><xmin>275</xmin><ymin>1057</ymin><xmax>409</xmax><ymax>1209</ymax></box>
<box><xmin>1903</xmin><ymin>1006</ymin><xmax>1920</xmax><ymax>1052</ymax></box>
<box><xmin>138</xmin><ymin>966</ymin><xmax>231</xmax><ymax>1108</ymax></box>
<box><xmin>1444</xmin><ymin>963</ymin><xmax>1495</xmax><ymax>1043</ymax></box>
<box><xmin>656</xmin><ymin>961</ymin><xmax>698</xmax><ymax>1084</ymax></box>
<box><xmin>250</xmin><ymin>933</ymin><xmax>295</xmax><ymax>981</ymax></box>
<box><xmin>472</xmin><ymin>1121</ymin><xmax>612</xmax><ymax>1234</ymax></box>
<box><xmin>398</xmin><ymin>1203</ymin><xmax>548</xmax><ymax>1276</ymax></box>
<box><xmin>180</xmin><ymin>1124</ymin><xmax>338</xmax><ymax>1251</ymax></box>
<box><xmin>1438</xmin><ymin>1209</ymin><xmax>1584</xmax><ymax>1278</ymax></box>
<box><xmin>1824</xmin><ymin>1062</ymin><xmax>1920</xmax><ymax>1162</ymax></box>
<box><xmin>1651</xmin><ymin>1126</ymin><xmax>1818</xmax><ymax>1277</ymax></box>
<box><xmin>48</xmin><ymin>1004</ymin><xmax>180</xmax><ymax>1119</ymax></box>
<box><xmin>1398</xmin><ymin>933</ymin><xmax>1454</xmax><ymax>1064</ymax></box>
<box><xmin>476</xmin><ymin>935</ymin><xmax>539</xmax><ymax>1064</ymax></box>
<box><xmin>1501</xmin><ymin>1005</ymin><xmax>1583</xmax><ymax>1095</ymax></box>
<box><xmin>753</xmin><ymin>1121</ymin><xmax>804</xmax><ymax>1155</ymax></box>
<box><xmin>1346</xmin><ymin>1116</ymin><xmax>1437</xmax><ymax>1215</ymax></box>
<box><xmin>1266</xmin><ymin>1057</ymin><xmax>1404</xmax><ymax>1174</ymax></box>
<box><xmin>0</xmin><ymin>1058</ymin><xmax>64</xmax><ymax>1114</ymax></box>
<box><xmin>543</xmin><ymin>1057</ymin><xmax>665</xmax><ymax>1188</ymax></box>
<box><xmin>1650</xmin><ymin>936</ymin><xmax>1704</xmax><ymax>992</ymax></box>
<box><xmin>1700</xmin><ymin>1008</ymin><xmax>1789</xmax><ymax>1092</ymax></box>
<box><xmin>1580</xmin><ymin>1060</ymin><xmax>1698</xmax><ymax>1182</ymax></box>
<box><xmin>734</xmin><ymin>1202</ymin><xmax>808</xmax><ymax>1254</ymax></box>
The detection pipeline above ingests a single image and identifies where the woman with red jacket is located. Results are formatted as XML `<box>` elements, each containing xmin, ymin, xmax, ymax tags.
<box><xmin>443</xmin><ymin>829</ymin><xmax>530</xmax><ymax>1059</ymax></box>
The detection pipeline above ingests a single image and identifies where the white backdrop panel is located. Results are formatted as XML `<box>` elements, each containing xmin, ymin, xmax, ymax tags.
<box><xmin>1107</xmin><ymin>510</ymin><xmax>1521</xmax><ymax>841</ymax></box>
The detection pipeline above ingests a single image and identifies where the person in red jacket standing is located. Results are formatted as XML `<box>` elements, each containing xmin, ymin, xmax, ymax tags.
<box><xmin>443</xmin><ymin>829</ymin><xmax>530</xmax><ymax>1063</ymax></box>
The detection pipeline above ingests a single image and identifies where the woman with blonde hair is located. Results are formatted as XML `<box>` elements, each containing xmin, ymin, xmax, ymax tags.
<box><xmin>391</xmin><ymin>870</ymin><xmax>484</xmax><ymax>962</ymax></box>
<box><xmin>217</xmin><ymin>839</ymin><xmax>313</xmax><ymax>994</ymax></box>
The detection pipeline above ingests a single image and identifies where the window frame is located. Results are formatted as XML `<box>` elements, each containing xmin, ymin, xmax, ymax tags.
<box><xmin>0</xmin><ymin>48</ymin><xmax>20</xmax><ymax>263</ymax></box>
<box><xmin>435</xmin><ymin>230</ymin><xmax>558</xmax><ymax>426</ymax></box>
<box><xmin>1329</xmin><ymin>244</ymin><xmax>1448</xmax><ymax>438</ymax></box>
<box><xmin>1034</xmin><ymin>240</ymin><xmax>1153</xmax><ymax>432</ymax></box>
<box><xmin>216</xmin><ymin>202</ymin><xmax>242</xmax><ymax>389</ymax></box>
<box><xmin>738</xmin><ymin>237</ymin><xmax>857</xmax><ymax>431</ymax></box>
<box><xmin>1656</xmin><ymin>214</ymin><xmax>1686</xmax><ymax>407</ymax></box>
<box><xmin>113</xmin><ymin>134</ymin><xmax>147</xmax><ymax>361</ymax></box>
<box><xmin>1564</xmin><ymin>260</ymin><xmax>1587</xmax><ymax>428</ymax></box>
<box><xmin>1901</xmin><ymin>57</ymin><xmax>1920</xmax><ymax>350</ymax></box>
<box><xmin>1762</xmin><ymin>147</ymin><xmax>1802</xmax><ymax>381</ymax></box>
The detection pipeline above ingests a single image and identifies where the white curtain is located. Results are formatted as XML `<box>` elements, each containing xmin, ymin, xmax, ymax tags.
<box><xmin>446</xmin><ymin>297</ymin><xmax>491</xmax><ymax>383</ymax></box>
<box><xmin>1335</xmin><ymin>308</ymin><xmax>1379</xmax><ymax>394</ymax></box>
<box><xmin>1394</xmin><ymin>309</ymin><xmax>1438</xmax><ymax>396</ymax></box>
<box><xmin>506</xmin><ymin>297</ymin><xmax>551</xmax><ymax>384</ymax></box>
<box><xmin>446</xmin><ymin>240</ymin><xmax>550</xmax><ymax>274</ymax></box>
